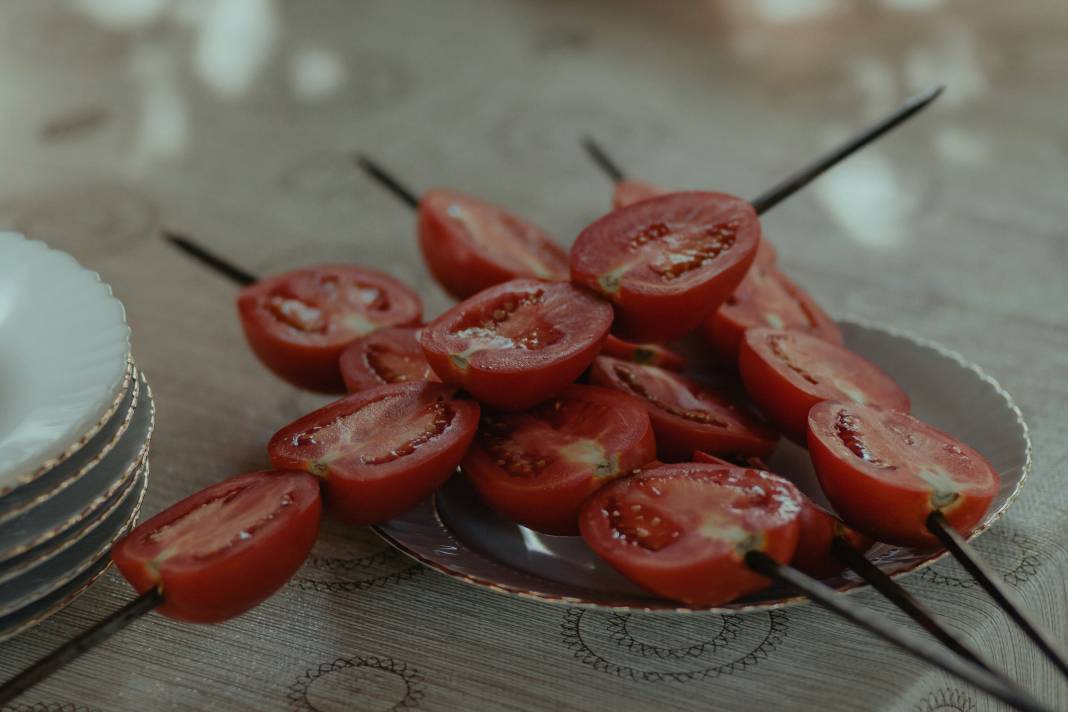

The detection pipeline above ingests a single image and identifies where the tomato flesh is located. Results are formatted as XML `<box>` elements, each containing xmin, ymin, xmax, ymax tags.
<box><xmin>579</xmin><ymin>463</ymin><xmax>802</xmax><ymax>606</ymax></box>
<box><xmin>570</xmin><ymin>192</ymin><xmax>761</xmax><ymax>341</ymax></box>
<box><xmin>111</xmin><ymin>471</ymin><xmax>321</xmax><ymax>623</ymax></box>
<box><xmin>338</xmin><ymin>326</ymin><xmax>436</xmax><ymax>393</ymax></box>
<box><xmin>739</xmin><ymin>328</ymin><xmax>910</xmax><ymax>441</ymax></box>
<box><xmin>418</xmin><ymin>189</ymin><xmax>569</xmax><ymax>299</ymax></box>
<box><xmin>807</xmin><ymin>401</ymin><xmax>999</xmax><ymax>548</ymax></box>
<box><xmin>237</xmin><ymin>265</ymin><xmax>422</xmax><ymax>393</ymax></box>
<box><xmin>268</xmin><ymin>382</ymin><xmax>479</xmax><ymax>524</ymax></box>
<box><xmin>420</xmin><ymin>279</ymin><xmax>613</xmax><ymax>410</ymax></box>
<box><xmin>612</xmin><ymin>179</ymin><xmax>667</xmax><ymax>209</ymax></box>
<box><xmin>462</xmin><ymin>384</ymin><xmax>655</xmax><ymax>535</ymax></box>
<box><xmin>602</xmin><ymin>334</ymin><xmax>686</xmax><ymax>371</ymax></box>
<box><xmin>704</xmin><ymin>264</ymin><xmax>842</xmax><ymax>363</ymax></box>
<box><xmin>588</xmin><ymin>355</ymin><xmax>777</xmax><ymax>461</ymax></box>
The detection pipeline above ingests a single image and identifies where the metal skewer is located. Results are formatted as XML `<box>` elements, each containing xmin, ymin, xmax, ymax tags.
<box><xmin>0</xmin><ymin>587</ymin><xmax>163</xmax><ymax>706</ymax></box>
<box><xmin>927</xmin><ymin>513</ymin><xmax>1068</xmax><ymax>681</ymax></box>
<box><xmin>163</xmin><ymin>230</ymin><xmax>260</xmax><ymax>286</ymax></box>
<box><xmin>583</xmin><ymin>85</ymin><xmax>945</xmax><ymax>215</ymax></box>
<box><xmin>354</xmin><ymin>156</ymin><xmax>420</xmax><ymax>210</ymax></box>
<box><xmin>745</xmin><ymin>552</ymin><xmax>1054</xmax><ymax>712</ymax></box>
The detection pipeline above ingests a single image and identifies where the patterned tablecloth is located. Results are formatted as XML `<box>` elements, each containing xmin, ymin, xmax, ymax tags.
<box><xmin>1</xmin><ymin>1</ymin><xmax>1066</xmax><ymax>710</ymax></box>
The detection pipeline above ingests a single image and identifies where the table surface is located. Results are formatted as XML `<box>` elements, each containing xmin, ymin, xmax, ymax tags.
<box><xmin>1</xmin><ymin>1</ymin><xmax>1066</xmax><ymax>710</ymax></box>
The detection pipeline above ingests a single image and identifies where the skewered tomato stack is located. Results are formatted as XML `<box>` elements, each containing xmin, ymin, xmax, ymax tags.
<box><xmin>112</xmin><ymin>185</ymin><xmax>1001</xmax><ymax>624</ymax></box>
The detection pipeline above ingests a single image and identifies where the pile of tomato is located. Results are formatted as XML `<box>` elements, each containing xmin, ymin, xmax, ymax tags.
<box><xmin>113</xmin><ymin>181</ymin><xmax>1001</xmax><ymax>622</ymax></box>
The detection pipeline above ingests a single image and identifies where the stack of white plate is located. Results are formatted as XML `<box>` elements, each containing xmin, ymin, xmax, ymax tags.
<box><xmin>0</xmin><ymin>232</ymin><xmax>154</xmax><ymax>641</ymax></box>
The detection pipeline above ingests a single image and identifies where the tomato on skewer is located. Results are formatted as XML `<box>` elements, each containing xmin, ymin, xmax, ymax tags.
<box><xmin>588</xmin><ymin>355</ymin><xmax>777</xmax><ymax>461</ymax></box>
<box><xmin>419</xmin><ymin>189</ymin><xmax>569</xmax><ymax>299</ymax></box>
<box><xmin>692</xmin><ymin>450</ymin><xmax>871</xmax><ymax>578</ymax></box>
<box><xmin>571</xmin><ymin>192</ymin><xmax>761</xmax><ymax>342</ymax></box>
<box><xmin>704</xmin><ymin>264</ymin><xmax>842</xmax><ymax>363</ymax></box>
<box><xmin>268</xmin><ymin>382</ymin><xmax>479</xmax><ymax>524</ymax></box>
<box><xmin>237</xmin><ymin>265</ymin><xmax>422</xmax><ymax>393</ymax></box>
<box><xmin>579</xmin><ymin>462</ymin><xmax>802</xmax><ymax>606</ymax></box>
<box><xmin>462</xmin><ymin>384</ymin><xmax>655</xmax><ymax>535</ymax></box>
<box><xmin>601</xmin><ymin>334</ymin><xmax>687</xmax><ymax>371</ymax></box>
<box><xmin>807</xmin><ymin>401</ymin><xmax>1000</xmax><ymax>548</ymax></box>
<box><xmin>112</xmin><ymin>471</ymin><xmax>322</xmax><ymax>623</ymax></box>
<box><xmin>420</xmin><ymin>279</ymin><xmax>613</xmax><ymax>410</ymax></box>
<box><xmin>338</xmin><ymin>326</ymin><xmax>436</xmax><ymax>393</ymax></box>
<box><xmin>739</xmin><ymin>328</ymin><xmax>909</xmax><ymax>441</ymax></box>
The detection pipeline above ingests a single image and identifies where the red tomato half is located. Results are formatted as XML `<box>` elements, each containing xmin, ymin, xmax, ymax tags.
<box><xmin>237</xmin><ymin>265</ymin><xmax>422</xmax><ymax>393</ymax></box>
<box><xmin>579</xmin><ymin>463</ymin><xmax>802</xmax><ymax>606</ymax></box>
<box><xmin>692</xmin><ymin>450</ymin><xmax>871</xmax><ymax>578</ymax></box>
<box><xmin>571</xmin><ymin>192</ymin><xmax>761</xmax><ymax>342</ymax></box>
<box><xmin>338</xmin><ymin>326</ymin><xmax>436</xmax><ymax>393</ymax></box>
<box><xmin>704</xmin><ymin>265</ymin><xmax>842</xmax><ymax>363</ymax></box>
<box><xmin>462</xmin><ymin>385</ymin><xmax>655</xmax><ymax>535</ymax></box>
<box><xmin>418</xmin><ymin>189</ymin><xmax>569</xmax><ymax>299</ymax></box>
<box><xmin>739</xmin><ymin>328</ymin><xmax>910</xmax><ymax>441</ymax></box>
<box><xmin>112</xmin><ymin>471</ymin><xmax>321</xmax><ymax>623</ymax></box>
<box><xmin>808</xmin><ymin>401</ymin><xmax>1000</xmax><ymax>548</ymax></box>
<box><xmin>589</xmin><ymin>355</ymin><xmax>778</xmax><ymax>461</ymax></box>
<box><xmin>420</xmin><ymin>279</ymin><xmax>613</xmax><ymax>410</ymax></box>
<box><xmin>268</xmin><ymin>382</ymin><xmax>479</xmax><ymax>524</ymax></box>
<box><xmin>602</xmin><ymin>334</ymin><xmax>686</xmax><ymax>371</ymax></box>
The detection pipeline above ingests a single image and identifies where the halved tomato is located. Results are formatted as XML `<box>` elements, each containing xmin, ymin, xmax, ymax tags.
<box><xmin>704</xmin><ymin>265</ymin><xmax>842</xmax><ymax>363</ymax></box>
<box><xmin>462</xmin><ymin>384</ymin><xmax>655</xmax><ymax>535</ymax></box>
<box><xmin>267</xmin><ymin>382</ymin><xmax>479</xmax><ymax>524</ymax></box>
<box><xmin>807</xmin><ymin>401</ymin><xmax>1000</xmax><ymax>548</ymax></box>
<box><xmin>338</xmin><ymin>326</ymin><xmax>436</xmax><ymax>393</ymax></box>
<box><xmin>112</xmin><ymin>470</ymin><xmax>321</xmax><ymax>623</ymax></box>
<box><xmin>237</xmin><ymin>265</ymin><xmax>422</xmax><ymax>393</ymax></box>
<box><xmin>609</xmin><ymin>180</ymin><xmax>777</xmax><ymax>266</ymax></box>
<box><xmin>579</xmin><ymin>463</ymin><xmax>802</xmax><ymax>606</ymax></box>
<box><xmin>418</xmin><ymin>189</ymin><xmax>569</xmax><ymax>299</ymax></box>
<box><xmin>691</xmin><ymin>449</ymin><xmax>871</xmax><ymax>578</ymax></box>
<box><xmin>739</xmin><ymin>328</ymin><xmax>910</xmax><ymax>441</ymax></box>
<box><xmin>588</xmin><ymin>355</ymin><xmax>778</xmax><ymax>461</ymax></box>
<box><xmin>602</xmin><ymin>334</ymin><xmax>686</xmax><ymax>371</ymax></box>
<box><xmin>570</xmin><ymin>192</ymin><xmax>761</xmax><ymax>341</ymax></box>
<box><xmin>420</xmin><ymin>279</ymin><xmax>613</xmax><ymax>410</ymax></box>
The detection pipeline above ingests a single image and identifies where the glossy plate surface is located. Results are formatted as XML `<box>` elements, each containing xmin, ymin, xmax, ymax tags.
<box><xmin>375</xmin><ymin>318</ymin><xmax>1030</xmax><ymax>612</ymax></box>
<box><xmin>0</xmin><ymin>464</ymin><xmax>149</xmax><ymax>642</ymax></box>
<box><xmin>0</xmin><ymin>232</ymin><xmax>131</xmax><ymax>495</ymax></box>
<box><xmin>0</xmin><ymin>371</ymin><xmax>153</xmax><ymax>562</ymax></box>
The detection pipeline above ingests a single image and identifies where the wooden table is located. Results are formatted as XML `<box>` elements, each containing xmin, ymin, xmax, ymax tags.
<box><xmin>1</xmin><ymin>1</ymin><xmax>1066</xmax><ymax>710</ymax></box>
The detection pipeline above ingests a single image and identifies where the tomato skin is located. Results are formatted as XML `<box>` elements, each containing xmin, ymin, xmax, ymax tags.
<box><xmin>579</xmin><ymin>463</ymin><xmax>802</xmax><ymax>606</ymax></box>
<box><xmin>807</xmin><ymin>401</ymin><xmax>999</xmax><ymax>548</ymax></box>
<box><xmin>338</xmin><ymin>326</ymin><xmax>436</xmax><ymax>393</ymax></box>
<box><xmin>236</xmin><ymin>265</ymin><xmax>422</xmax><ymax>393</ymax></box>
<box><xmin>612</xmin><ymin>179</ymin><xmax>667</xmax><ymax>209</ymax></box>
<box><xmin>570</xmin><ymin>192</ymin><xmax>761</xmax><ymax>342</ymax></box>
<box><xmin>738</xmin><ymin>328</ymin><xmax>910</xmax><ymax>442</ymax></box>
<box><xmin>111</xmin><ymin>471</ymin><xmax>322</xmax><ymax>623</ymax></box>
<box><xmin>703</xmin><ymin>265</ymin><xmax>842</xmax><ymax>364</ymax></box>
<box><xmin>420</xmin><ymin>279</ymin><xmax>613</xmax><ymax>410</ymax></box>
<box><xmin>418</xmin><ymin>189</ymin><xmax>569</xmax><ymax>299</ymax></box>
<box><xmin>602</xmin><ymin>334</ymin><xmax>686</xmax><ymax>371</ymax></box>
<box><xmin>268</xmin><ymin>382</ymin><xmax>480</xmax><ymax>524</ymax></box>
<box><xmin>461</xmin><ymin>385</ymin><xmax>655</xmax><ymax>535</ymax></box>
<box><xmin>588</xmin><ymin>356</ymin><xmax>778</xmax><ymax>462</ymax></box>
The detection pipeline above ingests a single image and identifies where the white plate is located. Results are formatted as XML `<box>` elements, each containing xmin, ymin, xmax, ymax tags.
<box><xmin>0</xmin><ymin>464</ymin><xmax>149</xmax><ymax>643</ymax></box>
<box><xmin>375</xmin><ymin>318</ymin><xmax>1031</xmax><ymax>612</ymax></box>
<box><xmin>0</xmin><ymin>371</ymin><xmax>153</xmax><ymax>562</ymax></box>
<box><xmin>0</xmin><ymin>461</ymin><xmax>147</xmax><ymax>616</ymax></box>
<box><xmin>0</xmin><ymin>232</ymin><xmax>130</xmax><ymax>495</ymax></box>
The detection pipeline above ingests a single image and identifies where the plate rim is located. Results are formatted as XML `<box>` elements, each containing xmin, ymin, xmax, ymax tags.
<box><xmin>373</xmin><ymin>316</ymin><xmax>1032</xmax><ymax>614</ymax></box>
